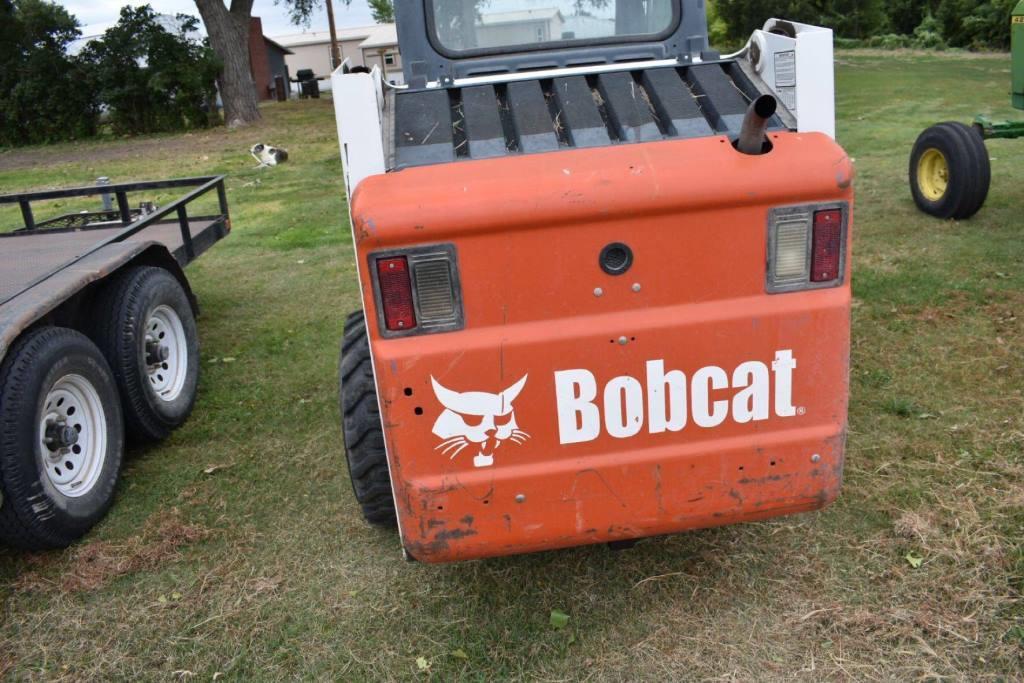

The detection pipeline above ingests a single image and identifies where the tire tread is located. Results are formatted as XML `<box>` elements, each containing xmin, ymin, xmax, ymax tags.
<box><xmin>910</xmin><ymin>122</ymin><xmax>991</xmax><ymax>220</ymax></box>
<box><xmin>92</xmin><ymin>266</ymin><xmax>198</xmax><ymax>443</ymax></box>
<box><xmin>338</xmin><ymin>310</ymin><xmax>396</xmax><ymax>527</ymax></box>
<box><xmin>0</xmin><ymin>327</ymin><xmax>123</xmax><ymax>549</ymax></box>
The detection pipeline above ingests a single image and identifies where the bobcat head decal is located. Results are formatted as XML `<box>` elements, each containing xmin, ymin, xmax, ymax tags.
<box><xmin>431</xmin><ymin>375</ymin><xmax>530</xmax><ymax>468</ymax></box>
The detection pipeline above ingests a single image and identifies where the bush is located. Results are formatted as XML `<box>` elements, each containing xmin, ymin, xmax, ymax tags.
<box><xmin>937</xmin><ymin>0</ymin><xmax>1016</xmax><ymax>50</ymax></box>
<box><xmin>912</xmin><ymin>13</ymin><xmax>948</xmax><ymax>49</ymax></box>
<box><xmin>713</xmin><ymin>0</ymin><xmax>890</xmax><ymax>43</ymax></box>
<box><xmin>0</xmin><ymin>0</ymin><xmax>99</xmax><ymax>146</ymax></box>
<box><xmin>711</xmin><ymin>0</ymin><xmax>1013</xmax><ymax>51</ymax></box>
<box><xmin>80</xmin><ymin>5</ymin><xmax>221</xmax><ymax>136</ymax></box>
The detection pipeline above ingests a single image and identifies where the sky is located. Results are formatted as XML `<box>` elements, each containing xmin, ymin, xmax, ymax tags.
<box><xmin>59</xmin><ymin>0</ymin><xmax>377</xmax><ymax>37</ymax></box>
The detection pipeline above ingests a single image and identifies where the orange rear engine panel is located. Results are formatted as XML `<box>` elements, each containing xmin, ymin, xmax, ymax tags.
<box><xmin>351</xmin><ymin>131</ymin><xmax>854</xmax><ymax>563</ymax></box>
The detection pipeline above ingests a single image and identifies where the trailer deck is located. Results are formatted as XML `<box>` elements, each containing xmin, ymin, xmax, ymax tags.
<box><xmin>0</xmin><ymin>176</ymin><xmax>229</xmax><ymax>359</ymax></box>
<box><xmin>0</xmin><ymin>219</ymin><xmax>223</xmax><ymax>304</ymax></box>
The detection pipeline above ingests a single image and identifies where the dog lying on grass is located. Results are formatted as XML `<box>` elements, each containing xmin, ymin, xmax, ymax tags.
<box><xmin>251</xmin><ymin>143</ymin><xmax>289</xmax><ymax>168</ymax></box>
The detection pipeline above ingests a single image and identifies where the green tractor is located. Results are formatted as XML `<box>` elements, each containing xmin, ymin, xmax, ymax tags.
<box><xmin>909</xmin><ymin>0</ymin><xmax>1024</xmax><ymax>219</ymax></box>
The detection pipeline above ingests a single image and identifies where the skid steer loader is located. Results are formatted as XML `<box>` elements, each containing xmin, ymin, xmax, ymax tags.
<box><xmin>333</xmin><ymin>1</ymin><xmax>854</xmax><ymax>563</ymax></box>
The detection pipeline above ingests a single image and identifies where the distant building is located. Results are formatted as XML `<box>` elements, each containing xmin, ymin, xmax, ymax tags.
<box><xmin>477</xmin><ymin>8</ymin><xmax>565</xmax><ymax>45</ymax></box>
<box><xmin>249</xmin><ymin>17</ymin><xmax>294</xmax><ymax>101</ymax></box>
<box><xmin>274</xmin><ymin>24</ymin><xmax>403</xmax><ymax>87</ymax></box>
<box><xmin>562</xmin><ymin>14</ymin><xmax>617</xmax><ymax>40</ymax></box>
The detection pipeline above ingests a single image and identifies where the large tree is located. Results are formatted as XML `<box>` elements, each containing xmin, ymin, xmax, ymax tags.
<box><xmin>193</xmin><ymin>0</ymin><xmax>264</xmax><ymax>127</ymax></box>
<box><xmin>193</xmin><ymin>0</ymin><xmax>363</xmax><ymax>127</ymax></box>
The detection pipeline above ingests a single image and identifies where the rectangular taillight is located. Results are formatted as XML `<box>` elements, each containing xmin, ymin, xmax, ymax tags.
<box><xmin>811</xmin><ymin>209</ymin><xmax>843</xmax><ymax>282</ymax></box>
<box><xmin>767</xmin><ymin>203</ymin><xmax>847</xmax><ymax>293</ymax></box>
<box><xmin>370</xmin><ymin>245</ymin><xmax>464</xmax><ymax>337</ymax></box>
<box><xmin>376</xmin><ymin>257</ymin><xmax>416</xmax><ymax>331</ymax></box>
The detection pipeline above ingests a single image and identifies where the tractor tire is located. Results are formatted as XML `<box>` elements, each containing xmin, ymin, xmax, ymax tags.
<box><xmin>92</xmin><ymin>266</ymin><xmax>200</xmax><ymax>443</ymax></box>
<box><xmin>339</xmin><ymin>310</ymin><xmax>396</xmax><ymax>527</ymax></box>
<box><xmin>910</xmin><ymin>122</ymin><xmax>991</xmax><ymax>220</ymax></box>
<box><xmin>0</xmin><ymin>327</ymin><xmax>125</xmax><ymax>549</ymax></box>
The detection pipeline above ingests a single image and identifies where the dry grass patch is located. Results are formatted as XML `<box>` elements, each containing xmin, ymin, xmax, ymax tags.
<box><xmin>15</xmin><ymin>511</ymin><xmax>208</xmax><ymax>594</ymax></box>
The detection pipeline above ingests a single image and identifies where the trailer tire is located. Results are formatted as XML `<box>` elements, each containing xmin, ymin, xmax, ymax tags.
<box><xmin>0</xmin><ymin>327</ymin><xmax>124</xmax><ymax>549</ymax></box>
<box><xmin>910</xmin><ymin>122</ymin><xmax>991</xmax><ymax>219</ymax></box>
<box><xmin>93</xmin><ymin>266</ymin><xmax>200</xmax><ymax>443</ymax></box>
<box><xmin>339</xmin><ymin>310</ymin><xmax>396</xmax><ymax>527</ymax></box>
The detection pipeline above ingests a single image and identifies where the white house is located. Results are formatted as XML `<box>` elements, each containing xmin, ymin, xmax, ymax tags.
<box><xmin>273</xmin><ymin>23</ymin><xmax>403</xmax><ymax>87</ymax></box>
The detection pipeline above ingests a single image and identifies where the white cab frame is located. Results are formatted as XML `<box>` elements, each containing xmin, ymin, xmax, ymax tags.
<box><xmin>332</xmin><ymin>61</ymin><xmax>387</xmax><ymax>205</ymax></box>
<box><xmin>745</xmin><ymin>19</ymin><xmax>836</xmax><ymax>139</ymax></box>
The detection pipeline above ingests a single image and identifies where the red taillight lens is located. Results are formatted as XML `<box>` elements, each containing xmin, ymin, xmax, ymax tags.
<box><xmin>376</xmin><ymin>257</ymin><xmax>416</xmax><ymax>331</ymax></box>
<box><xmin>811</xmin><ymin>209</ymin><xmax>843</xmax><ymax>282</ymax></box>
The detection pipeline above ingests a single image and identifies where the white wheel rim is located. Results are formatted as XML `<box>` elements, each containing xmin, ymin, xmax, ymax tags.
<box><xmin>38</xmin><ymin>374</ymin><xmax>107</xmax><ymax>498</ymax></box>
<box><xmin>144</xmin><ymin>305</ymin><xmax>188</xmax><ymax>403</ymax></box>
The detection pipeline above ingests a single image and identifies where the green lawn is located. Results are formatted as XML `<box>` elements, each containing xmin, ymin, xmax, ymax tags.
<box><xmin>0</xmin><ymin>52</ymin><xmax>1022</xmax><ymax>680</ymax></box>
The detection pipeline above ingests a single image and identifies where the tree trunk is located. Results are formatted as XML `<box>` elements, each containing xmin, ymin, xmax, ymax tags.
<box><xmin>194</xmin><ymin>0</ymin><xmax>260</xmax><ymax>127</ymax></box>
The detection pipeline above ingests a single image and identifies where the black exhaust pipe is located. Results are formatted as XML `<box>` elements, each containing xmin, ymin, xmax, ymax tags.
<box><xmin>736</xmin><ymin>94</ymin><xmax>778</xmax><ymax>155</ymax></box>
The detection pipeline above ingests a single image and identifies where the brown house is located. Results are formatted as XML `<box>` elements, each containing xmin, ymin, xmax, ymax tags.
<box><xmin>248</xmin><ymin>17</ymin><xmax>294</xmax><ymax>101</ymax></box>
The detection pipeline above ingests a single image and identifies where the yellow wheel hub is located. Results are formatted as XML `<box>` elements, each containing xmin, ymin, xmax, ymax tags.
<box><xmin>917</xmin><ymin>148</ymin><xmax>949</xmax><ymax>201</ymax></box>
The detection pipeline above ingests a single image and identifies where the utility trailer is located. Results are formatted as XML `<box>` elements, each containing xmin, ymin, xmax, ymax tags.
<box><xmin>0</xmin><ymin>177</ymin><xmax>229</xmax><ymax>549</ymax></box>
<box><xmin>333</xmin><ymin>1</ymin><xmax>854</xmax><ymax>563</ymax></box>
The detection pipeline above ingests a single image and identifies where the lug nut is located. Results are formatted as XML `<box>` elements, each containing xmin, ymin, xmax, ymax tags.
<box><xmin>44</xmin><ymin>421</ymin><xmax>78</xmax><ymax>450</ymax></box>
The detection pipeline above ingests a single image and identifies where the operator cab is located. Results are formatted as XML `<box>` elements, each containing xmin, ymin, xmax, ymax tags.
<box><xmin>339</xmin><ymin>1</ymin><xmax>836</xmax><ymax>175</ymax></box>
<box><xmin>396</xmin><ymin>0</ymin><xmax>714</xmax><ymax>85</ymax></box>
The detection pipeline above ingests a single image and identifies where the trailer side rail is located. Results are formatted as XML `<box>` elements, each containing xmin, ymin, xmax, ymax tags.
<box><xmin>0</xmin><ymin>176</ymin><xmax>229</xmax><ymax>308</ymax></box>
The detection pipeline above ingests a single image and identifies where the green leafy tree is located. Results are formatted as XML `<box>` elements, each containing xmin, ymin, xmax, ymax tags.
<box><xmin>886</xmin><ymin>0</ymin><xmax>939</xmax><ymax>35</ymax></box>
<box><xmin>936</xmin><ymin>0</ymin><xmax>1016</xmax><ymax>48</ymax></box>
<box><xmin>80</xmin><ymin>5</ymin><xmax>220</xmax><ymax>136</ymax></box>
<box><xmin>706</xmin><ymin>0</ymin><xmax>733</xmax><ymax>48</ymax></box>
<box><xmin>0</xmin><ymin>0</ymin><xmax>98</xmax><ymax>146</ymax></box>
<box><xmin>368</xmin><ymin>0</ymin><xmax>394</xmax><ymax>23</ymax></box>
<box><xmin>714</xmin><ymin>0</ymin><xmax>888</xmax><ymax>42</ymax></box>
<box><xmin>712</xmin><ymin>0</ymin><xmax>1015</xmax><ymax>49</ymax></box>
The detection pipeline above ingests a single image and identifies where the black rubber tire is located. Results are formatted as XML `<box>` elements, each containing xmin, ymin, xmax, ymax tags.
<box><xmin>92</xmin><ymin>266</ymin><xmax>200</xmax><ymax>443</ymax></box>
<box><xmin>0</xmin><ymin>327</ymin><xmax>125</xmax><ymax>550</ymax></box>
<box><xmin>909</xmin><ymin>122</ymin><xmax>991</xmax><ymax>220</ymax></box>
<box><xmin>339</xmin><ymin>310</ymin><xmax>396</xmax><ymax>527</ymax></box>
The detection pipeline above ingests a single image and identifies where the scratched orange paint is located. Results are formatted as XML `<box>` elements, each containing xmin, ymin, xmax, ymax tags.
<box><xmin>351</xmin><ymin>131</ymin><xmax>854</xmax><ymax>563</ymax></box>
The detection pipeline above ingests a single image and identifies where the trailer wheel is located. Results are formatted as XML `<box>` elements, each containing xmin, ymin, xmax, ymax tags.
<box><xmin>910</xmin><ymin>122</ymin><xmax>991</xmax><ymax>219</ymax></box>
<box><xmin>0</xmin><ymin>327</ymin><xmax>124</xmax><ymax>549</ymax></box>
<box><xmin>339</xmin><ymin>310</ymin><xmax>396</xmax><ymax>527</ymax></box>
<box><xmin>93</xmin><ymin>266</ymin><xmax>199</xmax><ymax>443</ymax></box>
